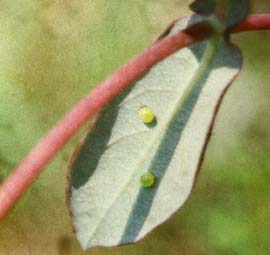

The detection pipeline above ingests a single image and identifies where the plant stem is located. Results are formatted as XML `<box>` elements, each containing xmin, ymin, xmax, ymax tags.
<box><xmin>0</xmin><ymin>14</ymin><xmax>270</xmax><ymax>220</ymax></box>
<box><xmin>233</xmin><ymin>14</ymin><xmax>270</xmax><ymax>33</ymax></box>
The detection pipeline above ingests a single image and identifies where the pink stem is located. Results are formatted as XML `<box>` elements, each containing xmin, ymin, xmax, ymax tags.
<box><xmin>233</xmin><ymin>14</ymin><xmax>270</xmax><ymax>33</ymax></box>
<box><xmin>0</xmin><ymin>14</ymin><xmax>270</xmax><ymax>220</ymax></box>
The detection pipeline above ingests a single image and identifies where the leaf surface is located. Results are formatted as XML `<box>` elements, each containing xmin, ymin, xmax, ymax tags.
<box><xmin>67</xmin><ymin>5</ymin><xmax>247</xmax><ymax>250</ymax></box>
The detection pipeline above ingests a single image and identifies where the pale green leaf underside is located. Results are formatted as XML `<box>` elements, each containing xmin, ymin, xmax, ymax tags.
<box><xmin>68</xmin><ymin>15</ymin><xmax>242</xmax><ymax>250</ymax></box>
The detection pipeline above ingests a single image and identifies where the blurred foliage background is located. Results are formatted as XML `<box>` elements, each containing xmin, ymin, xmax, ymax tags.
<box><xmin>0</xmin><ymin>0</ymin><xmax>270</xmax><ymax>254</ymax></box>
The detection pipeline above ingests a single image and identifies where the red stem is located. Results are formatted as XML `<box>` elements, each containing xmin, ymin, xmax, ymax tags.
<box><xmin>0</xmin><ymin>14</ymin><xmax>270</xmax><ymax>220</ymax></box>
<box><xmin>233</xmin><ymin>14</ymin><xmax>270</xmax><ymax>33</ymax></box>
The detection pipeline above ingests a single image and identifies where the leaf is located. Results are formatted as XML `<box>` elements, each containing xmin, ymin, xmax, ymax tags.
<box><xmin>190</xmin><ymin>0</ymin><xmax>250</xmax><ymax>29</ymax></box>
<box><xmin>67</xmin><ymin>5</ymin><xmax>248</xmax><ymax>250</ymax></box>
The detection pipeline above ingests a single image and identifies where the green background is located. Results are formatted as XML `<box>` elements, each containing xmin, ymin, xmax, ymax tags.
<box><xmin>0</xmin><ymin>0</ymin><xmax>270</xmax><ymax>254</ymax></box>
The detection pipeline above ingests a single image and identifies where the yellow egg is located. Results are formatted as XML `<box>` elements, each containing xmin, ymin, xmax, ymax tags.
<box><xmin>139</xmin><ymin>106</ymin><xmax>155</xmax><ymax>124</ymax></box>
<box><xmin>140</xmin><ymin>172</ymin><xmax>156</xmax><ymax>188</ymax></box>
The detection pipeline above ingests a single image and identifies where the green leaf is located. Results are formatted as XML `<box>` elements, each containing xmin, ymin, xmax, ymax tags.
<box><xmin>67</xmin><ymin>14</ymin><xmax>244</xmax><ymax>250</ymax></box>
<box><xmin>190</xmin><ymin>0</ymin><xmax>250</xmax><ymax>29</ymax></box>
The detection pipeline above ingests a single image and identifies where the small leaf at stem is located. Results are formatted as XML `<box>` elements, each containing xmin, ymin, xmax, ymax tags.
<box><xmin>190</xmin><ymin>0</ymin><xmax>250</xmax><ymax>30</ymax></box>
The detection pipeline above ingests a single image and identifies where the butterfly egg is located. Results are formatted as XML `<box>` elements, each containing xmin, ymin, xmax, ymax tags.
<box><xmin>139</xmin><ymin>106</ymin><xmax>155</xmax><ymax>124</ymax></box>
<box><xmin>140</xmin><ymin>172</ymin><xmax>156</xmax><ymax>188</ymax></box>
